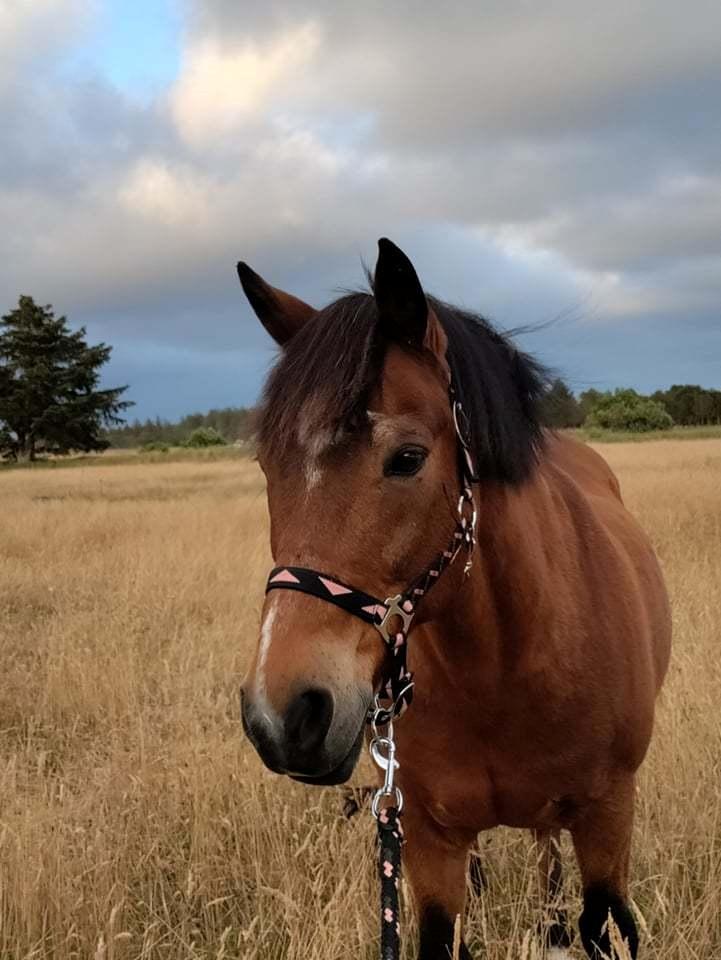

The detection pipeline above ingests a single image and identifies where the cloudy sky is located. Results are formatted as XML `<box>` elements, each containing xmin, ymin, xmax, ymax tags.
<box><xmin>2</xmin><ymin>0</ymin><xmax>720</xmax><ymax>420</ymax></box>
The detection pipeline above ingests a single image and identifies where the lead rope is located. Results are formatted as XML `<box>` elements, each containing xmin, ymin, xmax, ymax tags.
<box><xmin>369</xmin><ymin>700</ymin><xmax>404</xmax><ymax>960</ymax></box>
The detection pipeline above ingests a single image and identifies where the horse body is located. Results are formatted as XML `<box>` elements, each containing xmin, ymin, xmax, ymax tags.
<box><xmin>364</xmin><ymin>414</ymin><xmax>671</xmax><ymax>960</ymax></box>
<box><xmin>396</xmin><ymin>431</ymin><xmax>671</xmax><ymax>836</ymax></box>
<box><xmin>237</xmin><ymin>240</ymin><xmax>671</xmax><ymax>959</ymax></box>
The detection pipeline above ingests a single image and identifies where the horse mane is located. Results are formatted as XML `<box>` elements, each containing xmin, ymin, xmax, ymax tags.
<box><xmin>259</xmin><ymin>287</ymin><xmax>548</xmax><ymax>484</ymax></box>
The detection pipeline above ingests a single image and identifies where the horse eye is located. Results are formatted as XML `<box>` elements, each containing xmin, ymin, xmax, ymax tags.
<box><xmin>384</xmin><ymin>446</ymin><xmax>428</xmax><ymax>477</ymax></box>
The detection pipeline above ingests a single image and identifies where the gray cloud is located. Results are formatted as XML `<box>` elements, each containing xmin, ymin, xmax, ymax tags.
<box><xmin>1</xmin><ymin>0</ymin><xmax>719</xmax><ymax>418</ymax></box>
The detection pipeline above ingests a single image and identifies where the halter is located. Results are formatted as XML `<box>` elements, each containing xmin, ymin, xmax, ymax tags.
<box><xmin>265</xmin><ymin>383</ymin><xmax>478</xmax><ymax>725</ymax></box>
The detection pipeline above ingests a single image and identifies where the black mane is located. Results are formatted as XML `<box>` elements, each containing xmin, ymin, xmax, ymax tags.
<box><xmin>259</xmin><ymin>290</ymin><xmax>548</xmax><ymax>484</ymax></box>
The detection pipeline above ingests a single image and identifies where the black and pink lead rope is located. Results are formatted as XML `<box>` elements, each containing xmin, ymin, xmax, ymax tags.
<box><xmin>264</xmin><ymin>385</ymin><xmax>477</xmax><ymax>960</ymax></box>
<box><xmin>378</xmin><ymin>806</ymin><xmax>403</xmax><ymax>960</ymax></box>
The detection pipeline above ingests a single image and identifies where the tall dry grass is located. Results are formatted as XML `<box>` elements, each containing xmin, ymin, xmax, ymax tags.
<box><xmin>0</xmin><ymin>441</ymin><xmax>720</xmax><ymax>959</ymax></box>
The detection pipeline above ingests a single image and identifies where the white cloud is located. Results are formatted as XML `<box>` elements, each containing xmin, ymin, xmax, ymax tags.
<box><xmin>119</xmin><ymin>158</ymin><xmax>211</xmax><ymax>226</ymax></box>
<box><xmin>170</xmin><ymin>21</ymin><xmax>322</xmax><ymax>146</ymax></box>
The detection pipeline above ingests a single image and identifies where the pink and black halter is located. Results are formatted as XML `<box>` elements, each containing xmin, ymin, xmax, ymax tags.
<box><xmin>265</xmin><ymin>385</ymin><xmax>478</xmax><ymax>724</ymax></box>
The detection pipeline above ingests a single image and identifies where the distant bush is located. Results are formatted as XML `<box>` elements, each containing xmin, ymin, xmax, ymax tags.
<box><xmin>105</xmin><ymin>406</ymin><xmax>256</xmax><ymax>449</ymax></box>
<box><xmin>184</xmin><ymin>426</ymin><xmax>227</xmax><ymax>448</ymax></box>
<box><xmin>586</xmin><ymin>390</ymin><xmax>674</xmax><ymax>433</ymax></box>
<box><xmin>141</xmin><ymin>441</ymin><xmax>169</xmax><ymax>453</ymax></box>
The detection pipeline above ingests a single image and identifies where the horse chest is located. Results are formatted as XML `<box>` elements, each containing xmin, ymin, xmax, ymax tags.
<box><xmin>401</xmin><ymin>738</ymin><xmax>573</xmax><ymax>833</ymax></box>
<box><xmin>398</xmin><ymin>706</ymin><xmax>610</xmax><ymax>834</ymax></box>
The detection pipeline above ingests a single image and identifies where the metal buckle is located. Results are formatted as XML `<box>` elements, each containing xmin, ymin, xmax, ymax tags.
<box><xmin>369</xmin><ymin>701</ymin><xmax>403</xmax><ymax>817</ymax></box>
<box><xmin>457</xmin><ymin>487</ymin><xmax>477</xmax><ymax>576</ymax></box>
<box><xmin>375</xmin><ymin>594</ymin><xmax>414</xmax><ymax>644</ymax></box>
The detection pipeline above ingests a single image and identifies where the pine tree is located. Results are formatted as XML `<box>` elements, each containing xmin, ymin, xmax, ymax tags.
<box><xmin>539</xmin><ymin>378</ymin><xmax>584</xmax><ymax>428</ymax></box>
<box><xmin>0</xmin><ymin>295</ymin><xmax>132</xmax><ymax>460</ymax></box>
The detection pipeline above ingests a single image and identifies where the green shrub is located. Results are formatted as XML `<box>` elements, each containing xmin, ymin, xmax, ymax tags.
<box><xmin>141</xmin><ymin>441</ymin><xmax>170</xmax><ymax>453</ymax></box>
<box><xmin>184</xmin><ymin>426</ymin><xmax>227</xmax><ymax>448</ymax></box>
<box><xmin>586</xmin><ymin>390</ymin><xmax>674</xmax><ymax>432</ymax></box>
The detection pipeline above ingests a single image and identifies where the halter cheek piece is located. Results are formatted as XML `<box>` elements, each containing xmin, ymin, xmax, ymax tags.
<box><xmin>265</xmin><ymin>385</ymin><xmax>478</xmax><ymax>724</ymax></box>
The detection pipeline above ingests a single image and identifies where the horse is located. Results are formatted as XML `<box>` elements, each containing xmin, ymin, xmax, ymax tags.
<box><xmin>238</xmin><ymin>239</ymin><xmax>671</xmax><ymax>959</ymax></box>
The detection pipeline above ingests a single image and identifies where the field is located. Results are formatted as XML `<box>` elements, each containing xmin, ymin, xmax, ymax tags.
<box><xmin>1</xmin><ymin>439</ymin><xmax>720</xmax><ymax>959</ymax></box>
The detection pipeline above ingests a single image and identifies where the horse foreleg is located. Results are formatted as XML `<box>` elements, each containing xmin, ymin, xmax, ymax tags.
<box><xmin>401</xmin><ymin>806</ymin><xmax>475</xmax><ymax>960</ymax></box>
<box><xmin>570</xmin><ymin>776</ymin><xmax>639</xmax><ymax>960</ymax></box>
<box><xmin>533</xmin><ymin>828</ymin><xmax>573</xmax><ymax>957</ymax></box>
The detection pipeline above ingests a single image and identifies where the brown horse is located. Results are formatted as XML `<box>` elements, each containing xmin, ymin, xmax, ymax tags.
<box><xmin>238</xmin><ymin>239</ymin><xmax>671</xmax><ymax>959</ymax></box>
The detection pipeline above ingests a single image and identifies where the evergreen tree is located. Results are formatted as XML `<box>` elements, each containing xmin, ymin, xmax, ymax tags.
<box><xmin>0</xmin><ymin>295</ymin><xmax>131</xmax><ymax>460</ymax></box>
<box><xmin>540</xmin><ymin>378</ymin><xmax>584</xmax><ymax>428</ymax></box>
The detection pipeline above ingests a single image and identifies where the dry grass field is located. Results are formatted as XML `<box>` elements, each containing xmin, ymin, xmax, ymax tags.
<box><xmin>1</xmin><ymin>439</ymin><xmax>720</xmax><ymax>959</ymax></box>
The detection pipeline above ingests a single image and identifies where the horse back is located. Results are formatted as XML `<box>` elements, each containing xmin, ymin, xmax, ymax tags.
<box><xmin>543</xmin><ymin>430</ymin><xmax>622</xmax><ymax>503</ymax></box>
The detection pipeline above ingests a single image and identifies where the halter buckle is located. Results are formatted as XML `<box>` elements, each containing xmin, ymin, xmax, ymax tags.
<box><xmin>369</xmin><ymin>703</ymin><xmax>403</xmax><ymax>816</ymax></box>
<box><xmin>457</xmin><ymin>486</ymin><xmax>477</xmax><ymax>576</ymax></box>
<box><xmin>375</xmin><ymin>594</ymin><xmax>415</xmax><ymax>645</ymax></box>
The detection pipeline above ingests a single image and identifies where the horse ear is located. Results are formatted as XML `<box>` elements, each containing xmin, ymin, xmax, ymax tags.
<box><xmin>373</xmin><ymin>238</ymin><xmax>428</xmax><ymax>347</ymax></box>
<box><xmin>237</xmin><ymin>262</ymin><xmax>316</xmax><ymax>346</ymax></box>
<box><xmin>373</xmin><ymin>239</ymin><xmax>448</xmax><ymax>368</ymax></box>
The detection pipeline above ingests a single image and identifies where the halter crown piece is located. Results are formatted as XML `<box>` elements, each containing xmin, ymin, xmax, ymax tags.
<box><xmin>265</xmin><ymin>380</ymin><xmax>478</xmax><ymax>725</ymax></box>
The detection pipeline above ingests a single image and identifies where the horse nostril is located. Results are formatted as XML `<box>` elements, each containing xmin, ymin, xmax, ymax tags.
<box><xmin>285</xmin><ymin>688</ymin><xmax>334</xmax><ymax>757</ymax></box>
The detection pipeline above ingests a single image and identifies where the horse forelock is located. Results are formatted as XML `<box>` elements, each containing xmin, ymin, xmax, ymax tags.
<box><xmin>258</xmin><ymin>291</ymin><xmax>379</xmax><ymax>462</ymax></box>
<box><xmin>258</xmin><ymin>285</ymin><xmax>548</xmax><ymax>485</ymax></box>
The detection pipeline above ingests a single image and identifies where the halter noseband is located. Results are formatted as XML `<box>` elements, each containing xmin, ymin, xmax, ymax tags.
<box><xmin>265</xmin><ymin>385</ymin><xmax>478</xmax><ymax>723</ymax></box>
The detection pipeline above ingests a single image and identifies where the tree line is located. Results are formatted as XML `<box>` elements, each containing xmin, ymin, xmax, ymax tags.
<box><xmin>541</xmin><ymin>380</ymin><xmax>721</xmax><ymax>431</ymax></box>
<box><xmin>113</xmin><ymin>380</ymin><xmax>721</xmax><ymax>448</ymax></box>
<box><xmin>2</xmin><ymin>296</ymin><xmax>720</xmax><ymax>461</ymax></box>
<box><xmin>107</xmin><ymin>408</ymin><xmax>256</xmax><ymax>448</ymax></box>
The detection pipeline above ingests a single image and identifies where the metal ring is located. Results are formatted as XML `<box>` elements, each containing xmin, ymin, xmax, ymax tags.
<box><xmin>391</xmin><ymin>680</ymin><xmax>414</xmax><ymax>710</ymax></box>
<box><xmin>369</xmin><ymin>695</ymin><xmax>394</xmax><ymax>739</ymax></box>
<box><xmin>372</xmin><ymin>786</ymin><xmax>404</xmax><ymax>818</ymax></box>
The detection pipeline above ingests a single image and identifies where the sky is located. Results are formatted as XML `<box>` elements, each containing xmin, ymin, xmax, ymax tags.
<box><xmin>1</xmin><ymin>0</ymin><xmax>720</xmax><ymax>421</ymax></box>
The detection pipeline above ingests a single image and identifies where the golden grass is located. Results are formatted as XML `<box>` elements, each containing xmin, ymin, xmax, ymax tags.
<box><xmin>1</xmin><ymin>441</ymin><xmax>720</xmax><ymax>959</ymax></box>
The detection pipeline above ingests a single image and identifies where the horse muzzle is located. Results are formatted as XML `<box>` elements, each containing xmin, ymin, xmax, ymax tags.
<box><xmin>240</xmin><ymin>684</ymin><xmax>369</xmax><ymax>783</ymax></box>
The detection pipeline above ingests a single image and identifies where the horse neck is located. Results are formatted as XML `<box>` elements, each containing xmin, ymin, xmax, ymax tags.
<box><xmin>429</xmin><ymin>466</ymin><xmax>564</xmax><ymax>681</ymax></box>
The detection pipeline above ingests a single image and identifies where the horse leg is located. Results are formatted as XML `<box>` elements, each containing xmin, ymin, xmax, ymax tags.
<box><xmin>570</xmin><ymin>777</ymin><xmax>639</xmax><ymax>959</ymax></box>
<box><xmin>402</xmin><ymin>807</ymin><xmax>475</xmax><ymax>960</ymax></box>
<box><xmin>533</xmin><ymin>828</ymin><xmax>573</xmax><ymax>957</ymax></box>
